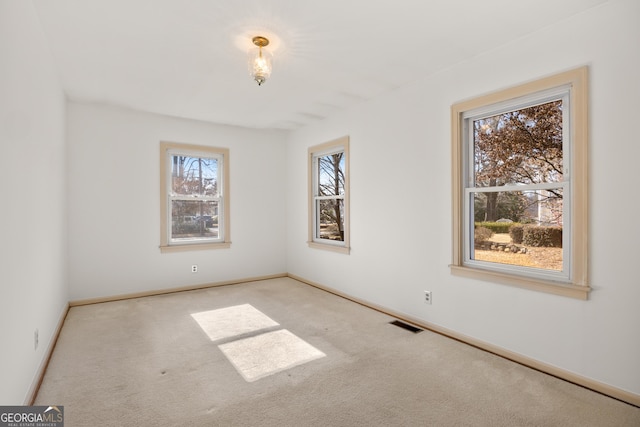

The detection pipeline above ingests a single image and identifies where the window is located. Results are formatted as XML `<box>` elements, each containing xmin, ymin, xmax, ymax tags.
<box><xmin>308</xmin><ymin>136</ymin><xmax>350</xmax><ymax>253</ymax></box>
<box><xmin>451</xmin><ymin>67</ymin><xmax>589</xmax><ymax>299</ymax></box>
<box><xmin>160</xmin><ymin>142</ymin><xmax>230</xmax><ymax>252</ymax></box>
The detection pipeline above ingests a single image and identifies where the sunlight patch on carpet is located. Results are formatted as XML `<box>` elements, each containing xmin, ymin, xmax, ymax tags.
<box><xmin>218</xmin><ymin>329</ymin><xmax>326</xmax><ymax>382</ymax></box>
<box><xmin>191</xmin><ymin>304</ymin><xmax>279</xmax><ymax>341</ymax></box>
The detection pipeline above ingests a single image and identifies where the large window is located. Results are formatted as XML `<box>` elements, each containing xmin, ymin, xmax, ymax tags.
<box><xmin>308</xmin><ymin>136</ymin><xmax>350</xmax><ymax>253</ymax></box>
<box><xmin>451</xmin><ymin>67</ymin><xmax>589</xmax><ymax>299</ymax></box>
<box><xmin>160</xmin><ymin>142</ymin><xmax>230</xmax><ymax>252</ymax></box>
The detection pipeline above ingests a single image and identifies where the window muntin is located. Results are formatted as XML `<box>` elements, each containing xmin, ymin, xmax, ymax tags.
<box><xmin>451</xmin><ymin>67</ymin><xmax>589</xmax><ymax>299</ymax></box>
<box><xmin>160</xmin><ymin>142</ymin><xmax>230</xmax><ymax>251</ymax></box>
<box><xmin>308</xmin><ymin>137</ymin><xmax>350</xmax><ymax>253</ymax></box>
<box><xmin>464</xmin><ymin>95</ymin><xmax>569</xmax><ymax>282</ymax></box>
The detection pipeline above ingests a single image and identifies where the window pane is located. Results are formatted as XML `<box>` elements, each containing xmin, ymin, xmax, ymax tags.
<box><xmin>171</xmin><ymin>155</ymin><xmax>218</xmax><ymax>196</ymax></box>
<box><xmin>473</xmin><ymin>100</ymin><xmax>563</xmax><ymax>187</ymax></box>
<box><xmin>472</xmin><ymin>189</ymin><xmax>563</xmax><ymax>271</ymax></box>
<box><xmin>171</xmin><ymin>200</ymin><xmax>219</xmax><ymax>240</ymax></box>
<box><xmin>317</xmin><ymin>199</ymin><xmax>345</xmax><ymax>241</ymax></box>
<box><xmin>317</xmin><ymin>153</ymin><xmax>345</xmax><ymax>196</ymax></box>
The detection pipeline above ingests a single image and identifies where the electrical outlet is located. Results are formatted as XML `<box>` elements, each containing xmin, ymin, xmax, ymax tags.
<box><xmin>191</xmin><ymin>265</ymin><xmax>198</xmax><ymax>273</ymax></box>
<box><xmin>34</xmin><ymin>329</ymin><xmax>39</xmax><ymax>351</ymax></box>
<box><xmin>424</xmin><ymin>291</ymin><xmax>432</xmax><ymax>305</ymax></box>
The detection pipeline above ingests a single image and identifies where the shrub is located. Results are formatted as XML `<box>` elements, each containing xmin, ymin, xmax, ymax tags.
<box><xmin>475</xmin><ymin>221</ymin><xmax>518</xmax><ymax>234</ymax></box>
<box><xmin>509</xmin><ymin>225</ymin><xmax>524</xmax><ymax>244</ymax></box>
<box><xmin>474</xmin><ymin>226</ymin><xmax>493</xmax><ymax>244</ymax></box>
<box><xmin>172</xmin><ymin>223</ymin><xmax>204</xmax><ymax>235</ymax></box>
<box><xmin>522</xmin><ymin>226</ymin><xmax>563</xmax><ymax>247</ymax></box>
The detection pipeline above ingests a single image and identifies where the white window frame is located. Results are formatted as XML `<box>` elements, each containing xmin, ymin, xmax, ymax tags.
<box><xmin>159</xmin><ymin>141</ymin><xmax>231</xmax><ymax>252</ymax></box>
<box><xmin>308</xmin><ymin>136</ymin><xmax>350</xmax><ymax>253</ymax></box>
<box><xmin>451</xmin><ymin>67</ymin><xmax>589</xmax><ymax>299</ymax></box>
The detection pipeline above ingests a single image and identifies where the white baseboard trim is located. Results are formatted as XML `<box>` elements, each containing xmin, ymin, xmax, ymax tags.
<box><xmin>288</xmin><ymin>273</ymin><xmax>640</xmax><ymax>408</ymax></box>
<box><xmin>24</xmin><ymin>302</ymin><xmax>69</xmax><ymax>405</ymax></box>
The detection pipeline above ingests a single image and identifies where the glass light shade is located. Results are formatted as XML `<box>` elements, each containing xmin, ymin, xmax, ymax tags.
<box><xmin>248</xmin><ymin>46</ymin><xmax>273</xmax><ymax>86</ymax></box>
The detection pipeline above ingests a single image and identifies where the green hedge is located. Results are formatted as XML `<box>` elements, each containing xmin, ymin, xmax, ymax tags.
<box><xmin>474</xmin><ymin>226</ymin><xmax>493</xmax><ymax>243</ymax></box>
<box><xmin>522</xmin><ymin>226</ymin><xmax>563</xmax><ymax>247</ymax></box>
<box><xmin>475</xmin><ymin>221</ymin><xmax>518</xmax><ymax>234</ymax></box>
<box><xmin>510</xmin><ymin>225</ymin><xmax>524</xmax><ymax>244</ymax></box>
<box><xmin>172</xmin><ymin>223</ymin><xmax>204</xmax><ymax>234</ymax></box>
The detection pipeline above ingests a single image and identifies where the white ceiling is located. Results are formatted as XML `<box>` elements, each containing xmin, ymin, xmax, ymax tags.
<box><xmin>32</xmin><ymin>0</ymin><xmax>606</xmax><ymax>130</ymax></box>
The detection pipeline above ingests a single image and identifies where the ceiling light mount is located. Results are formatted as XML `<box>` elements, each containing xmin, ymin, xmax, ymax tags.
<box><xmin>252</xmin><ymin>36</ymin><xmax>269</xmax><ymax>48</ymax></box>
<box><xmin>248</xmin><ymin>35</ymin><xmax>273</xmax><ymax>86</ymax></box>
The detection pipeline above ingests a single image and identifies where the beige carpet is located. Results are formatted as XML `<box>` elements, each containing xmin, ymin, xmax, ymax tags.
<box><xmin>35</xmin><ymin>277</ymin><xmax>640</xmax><ymax>426</ymax></box>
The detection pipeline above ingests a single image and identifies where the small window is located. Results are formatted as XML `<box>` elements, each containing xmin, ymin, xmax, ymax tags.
<box><xmin>160</xmin><ymin>142</ymin><xmax>230</xmax><ymax>252</ymax></box>
<box><xmin>451</xmin><ymin>67</ymin><xmax>589</xmax><ymax>299</ymax></box>
<box><xmin>308</xmin><ymin>136</ymin><xmax>350</xmax><ymax>253</ymax></box>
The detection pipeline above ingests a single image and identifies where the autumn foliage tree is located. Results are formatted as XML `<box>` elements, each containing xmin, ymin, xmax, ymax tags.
<box><xmin>473</xmin><ymin>100</ymin><xmax>563</xmax><ymax>222</ymax></box>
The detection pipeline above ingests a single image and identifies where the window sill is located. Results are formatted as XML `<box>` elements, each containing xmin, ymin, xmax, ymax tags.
<box><xmin>160</xmin><ymin>242</ymin><xmax>231</xmax><ymax>253</ymax></box>
<box><xmin>449</xmin><ymin>265</ymin><xmax>590</xmax><ymax>300</ymax></box>
<box><xmin>307</xmin><ymin>241</ymin><xmax>350</xmax><ymax>254</ymax></box>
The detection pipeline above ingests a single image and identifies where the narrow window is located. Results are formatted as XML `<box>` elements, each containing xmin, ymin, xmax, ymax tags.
<box><xmin>451</xmin><ymin>68</ymin><xmax>589</xmax><ymax>299</ymax></box>
<box><xmin>160</xmin><ymin>142</ymin><xmax>230</xmax><ymax>252</ymax></box>
<box><xmin>308</xmin><ymin>136</ymin><xmax>350</xmax><ymax>253</ymax></box>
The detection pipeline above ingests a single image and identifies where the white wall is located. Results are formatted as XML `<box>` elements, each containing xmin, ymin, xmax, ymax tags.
<box><xmin>4</xmin><ymin>0</ymin><xmax>638</xmax><ymax>406</ymax></box>
<box><xmin>0</xmin><ymin>1</ymin><xmax>68</xmax><ymax>404</ymax></box>
<box><xmin>286</xmin><ymin>0</ymin><xmax>640</xmax><ymax>397</ymax></box>
<box><xmin>67</xmin><ymin>103</ymin><xmax>287</xmax><ymax>301</ymax></box>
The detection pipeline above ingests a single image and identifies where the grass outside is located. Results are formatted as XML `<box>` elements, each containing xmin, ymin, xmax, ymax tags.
<box><xmin>474</xmin><ymin>233</ymin><xmax>563</xmax><ymax>271</ymax></box>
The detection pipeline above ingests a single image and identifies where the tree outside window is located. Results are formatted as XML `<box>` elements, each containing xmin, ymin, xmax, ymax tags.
<box><xmin>317</xmin><ymin>152</ymin><xmax>345</xmax><ymax>241</ymax></box>
<box><xmin>451</xmin><ymin>67</ymin><xmax>589</xmax><ymax>299</ymax></box>
<box><xmin>170</xmin><ymin>155</ymin><xmax>220</xmax><ymax>240</ymax></box>
<box><xmin>473</xmin><ymin>100</ymin><xmax>563</xmax><ymax>224</ymax></box>
<box><xmin>468</xmin><ymin>97</ymin><xmax>567</xmax><ymax>273</ymax></box>
<box><xmin>308</xmin><ymin>136</ymin><xmax>350</xmax><ymax>253</ymax></box>
<box><xmin>160</xmin><ymin>142</ymin><xmax>230</xmax><ymax>252</ymax></box>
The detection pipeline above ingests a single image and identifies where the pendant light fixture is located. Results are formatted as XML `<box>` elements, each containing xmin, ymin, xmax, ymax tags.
<box><xmin>248</xmin><ymin>36</ymin><xmax>272</xmax><ymax>86</ymax></box>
